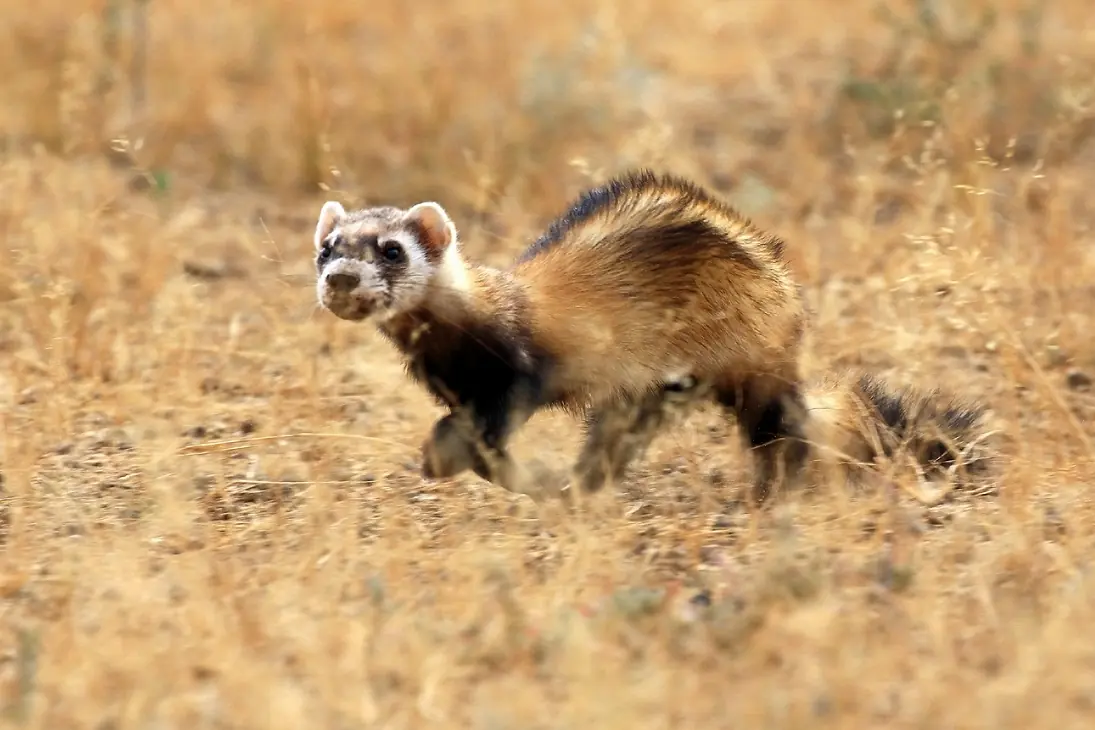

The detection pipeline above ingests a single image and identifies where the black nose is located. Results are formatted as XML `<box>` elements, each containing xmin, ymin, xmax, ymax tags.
<box><xmin>326</xmin><ymin>272</ymin><xmax>360</xmax><ymax>292</ymax></box>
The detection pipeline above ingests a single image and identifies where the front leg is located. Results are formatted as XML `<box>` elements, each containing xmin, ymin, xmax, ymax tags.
<box><xmin>421</xmin><ymin>411</ymin><xmax>482</xmax><ymax>480</ymax></box>
<box><xmin>420</xmin><ymin>394</ymin><xmax>554</xmax><ymax>499</ymax></box>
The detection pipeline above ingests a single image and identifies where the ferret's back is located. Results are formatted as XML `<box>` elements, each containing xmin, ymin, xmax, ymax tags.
<box><xmin>510</xmin><ymin>171</ymin><xmax>804</xmax><ymax>401</ymax></box>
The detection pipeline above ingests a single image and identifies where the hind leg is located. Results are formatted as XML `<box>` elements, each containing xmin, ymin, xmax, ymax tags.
<box><xmin>715</xmin><ymin>375</ymin><xmax>809</xmax><ymax>506</ymax></box>
<box><xmin>572</xmin><ymin>376</ymin><xmax>710</xmax><ymax>494</ymax></box>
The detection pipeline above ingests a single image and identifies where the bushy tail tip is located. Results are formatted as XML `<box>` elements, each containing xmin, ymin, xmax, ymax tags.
<box><xmin>803</xmin><ymin>370</ymin><xmax>995</xmax><ymax>482</ymax></box>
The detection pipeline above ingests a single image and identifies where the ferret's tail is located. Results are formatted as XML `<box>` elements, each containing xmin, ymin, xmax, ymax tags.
<box><xmin>801</xmin><ymin>370</ymin><xmax>995</xmax><ymax>483</ymax></box>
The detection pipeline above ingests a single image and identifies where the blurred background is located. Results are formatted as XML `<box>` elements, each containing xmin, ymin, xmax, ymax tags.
<box><xmin>5</xmin><ymin>0</ymin><xmax>1091</xmax><ymax>238</ymax></box>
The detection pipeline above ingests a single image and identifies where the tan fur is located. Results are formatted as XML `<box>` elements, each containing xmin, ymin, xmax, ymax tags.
<box><xmin>514</xmin><ymin>186</ymin><xmax>803</xmax><ymax>407</ymax></box>
<box><xmin>802</xmin><ymin>375</ymin><xmax>880</xmax><ymax>468</ymax></box>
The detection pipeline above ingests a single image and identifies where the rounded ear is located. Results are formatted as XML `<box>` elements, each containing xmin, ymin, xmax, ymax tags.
<box><xmin>315</xmin><ymin>201</ymin><xmax>347</xmax><ymax>250</ymax></box>
<box><xmin>406</xmin><ymin>202</ymin><xmax>456</xmax><ymax>254</ymax></box>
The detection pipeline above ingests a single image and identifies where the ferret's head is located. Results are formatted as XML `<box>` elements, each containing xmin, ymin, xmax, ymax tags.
<box><xmin>313</xmin><ymin>200</ymin><xmax>466</xmax><ymax>322</ymax></box>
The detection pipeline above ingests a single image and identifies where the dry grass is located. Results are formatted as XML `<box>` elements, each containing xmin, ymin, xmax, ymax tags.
<box><xmin>2</xmin><ymin>0</ymin><xmax>1095</xmax><ymax>726</ymax></box>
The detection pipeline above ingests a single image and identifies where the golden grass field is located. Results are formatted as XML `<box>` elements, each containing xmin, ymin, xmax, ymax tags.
<box><xmin>2</xmin><ymin>0</ymin><xmax>1095</xmax><ymax>726</ymax></box>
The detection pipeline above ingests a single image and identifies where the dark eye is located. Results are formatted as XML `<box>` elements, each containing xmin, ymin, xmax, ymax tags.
<box><xmin>318</xmin><ymin>239</ymin><xmax>335</xmax><ymax>263</ymax></box>
<box><xmin>381</xmin><ymin>242</ymin><xmax>403</xmax><ymax>262</ymax></box>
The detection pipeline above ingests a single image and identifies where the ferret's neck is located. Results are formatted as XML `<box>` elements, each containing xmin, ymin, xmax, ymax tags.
<box><xmin>429</xmin><ymin>244</ymin><xmax>513</xmax><ymax>318</ymax></box>
<box><xmin>379</xmin><ymin>247</ymin><xmax>523</xmax><ymax>356</ymax></box>
<box><xmin>433</xmin><ymin>242</ymin><xmax>477</xmax><ymax>296</ymax></box>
